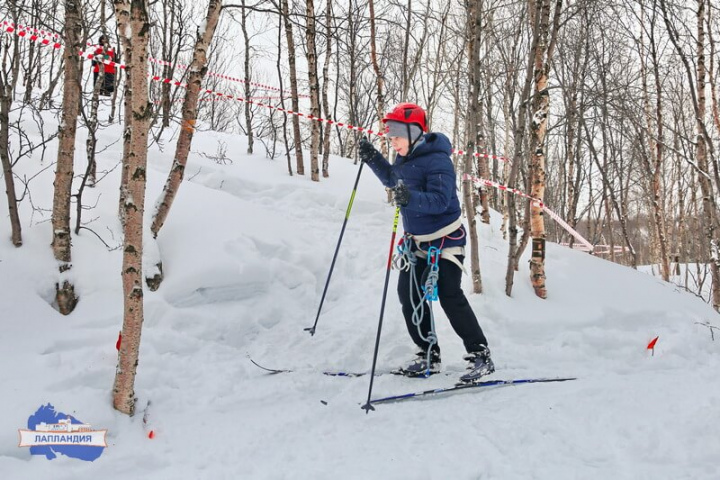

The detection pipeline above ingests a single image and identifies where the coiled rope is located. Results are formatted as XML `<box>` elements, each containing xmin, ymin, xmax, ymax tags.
<box><xmin>393</xmin><ymin>235</ymin><xmax>441</xmax><ymax>376</ymax></box>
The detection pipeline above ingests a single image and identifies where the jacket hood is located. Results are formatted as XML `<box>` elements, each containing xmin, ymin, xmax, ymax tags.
<box><xmin>408</xmin><ymin>132</ymin><xmax>452</xmax><ymax>159</ymax></box>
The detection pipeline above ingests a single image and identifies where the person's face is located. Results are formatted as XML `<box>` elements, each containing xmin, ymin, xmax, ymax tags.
<box><xmin>390</xmin><ymin>136</ymin><xmax>410</xmax><ymax>156</ymax></box>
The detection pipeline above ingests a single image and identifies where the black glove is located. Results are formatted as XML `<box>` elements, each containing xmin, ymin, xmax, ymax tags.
<box><xmin>358</xmin><ymin>137</ymin><xmax>379</xmax><ymax>163</ymax></box>
<box><xmin>392</xmin><ymin>182</ymin><xmax>411</xmax><ymax>207</ymax></box>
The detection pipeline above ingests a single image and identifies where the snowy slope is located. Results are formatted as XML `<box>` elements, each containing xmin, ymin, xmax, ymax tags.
<box><xmin>0</xmin><ymin>111</ymin><xmax>719</xmax><ymax>480</ymax></box>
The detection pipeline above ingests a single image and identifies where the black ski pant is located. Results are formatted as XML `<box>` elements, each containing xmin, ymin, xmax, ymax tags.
<box><xmin>397</xmin><ymin>255</ymin><xmax>488</xmax><ymax>358</ymax></box>
<box><xmin>93</xmin><ymin>71</ymin><xmax>115</xmax><ymax>95</ymax></box>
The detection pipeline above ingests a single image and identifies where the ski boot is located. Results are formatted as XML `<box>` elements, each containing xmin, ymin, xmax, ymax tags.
<box><xmin>458</xmin><ymin>346</ymin><xmax>495</xmax><ymax>384</ymax></box>
<box><xmin>393</xmin><ymin>350</ymin><xmax>441</xmax><ymax>378</ymax></box>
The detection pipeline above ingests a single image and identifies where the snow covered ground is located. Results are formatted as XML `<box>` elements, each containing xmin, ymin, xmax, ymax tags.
<box><xmin>1</xmin><ymin>110</ymin><xmax>719</xmax><ymax>479</ymax></box>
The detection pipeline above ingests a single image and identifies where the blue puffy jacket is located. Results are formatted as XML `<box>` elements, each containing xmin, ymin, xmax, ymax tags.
<box><xmin>365</xmin><ymin>132</ymin><xmax>466</xmax><ymax>249</ymax></box>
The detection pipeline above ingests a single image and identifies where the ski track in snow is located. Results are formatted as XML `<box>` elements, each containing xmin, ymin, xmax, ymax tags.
<box><xmin>0</xmin><ymin>115</ymin><xmax>718</xmax><ymax>479</ymax></box>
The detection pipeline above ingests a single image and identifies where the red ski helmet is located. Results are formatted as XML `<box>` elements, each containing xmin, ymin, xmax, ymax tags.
<box><xmin>382</xmin><ymin>103</ymin><xmax>428</xmax><ymax>132</ymax></box>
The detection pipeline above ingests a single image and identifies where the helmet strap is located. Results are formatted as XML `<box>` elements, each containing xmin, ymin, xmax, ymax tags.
<box><xmin>407</xmin><ymin>124</ymin><xmax>422</xmax><ymax>154</ymax></box>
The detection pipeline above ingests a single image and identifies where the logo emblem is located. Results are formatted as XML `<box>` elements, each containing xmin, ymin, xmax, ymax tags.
<box><xmin>18</xmin><ymin>404</ymin><xmax>107</xmax><ymax>461</ymax></box>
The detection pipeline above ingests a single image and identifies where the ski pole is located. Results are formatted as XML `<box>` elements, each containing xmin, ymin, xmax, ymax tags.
<box><xmin>361</xmin><ymin>205</ymin><xmax>401</xmax><ymax>413</ymax></box>
<box><xmin>305</xmin><ymin>161</ymin><xmax>366</xmax><ymax>336</ymax></box>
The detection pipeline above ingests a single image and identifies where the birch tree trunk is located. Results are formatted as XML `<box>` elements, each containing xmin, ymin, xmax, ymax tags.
<box><xmin>660</xmin><ymin>0</ymin><xmax>720</xmax><ymax>311</ymax></box>
<box><xmin>160</xmin><ymin>0</ymin><xmax>178</xmax><ymax>129</ymax></box>
<box><xmin>500</xmin><ymin>80</ymin><xmax>511</xmax><ymax>240</ymax></box>
<box><xmin>305</xmin><ymin>0</ymin><xmax>321</xmax><ymax>181</ymax></box>
<box><xmin>0</xmin><ymin>87</ymin><xmax>21</xmax><ymax>246</ymax></box>
<box><xmin>108</xmin><ymin>40</ymin><xmax>121</xmax><ymax>125</ymax></box>
<box><xmin>112</xmin><ymin>0</ymin><xmax>152</xmax><ymax>416</ymax></box>
<box><xmin>346</xmin><ymin>0</ymin><xmax>359</xmax><ymax>161</ymax></box>
<box><xmin>51</xmin><ymin>0</ymin><xmax>82</xmax><ymax>314</ymax></box>
<box><xmin>693</xmin><ymin>0</ymin><xmax>720</xmax><ymax>311</ymax></box>
<box><xmin>241</xmin><ymin>0</ymin><xmax>254</xmax><ymax>154</ymax></box>
<box><xmin>462</xmin><ymin>0</ymin><xmax>483</xmax><ymax>294</ymax></box>
<box><xmin>505</xmin><ymin>4</ymin><xmax>538</xmax><ymax>297</ymax></box>
<box><xmin>639</xmin><ymin>4</ymin><xmax>670</xmax><ymax>281</ymax></box>
<box><xmin>117</xmin><ymin>2</ymin><xmax>132</xmax><ymax>224</ymax></box>
<box><xmin>650</xmin><ymin>28</ymin><xmax>670</xmax><ymax>281</ymax></box>
<box><xmin>560</xmin><ymin>7</ymin><xmax>588</xmax><ymax>247</ymax></box>
<box><xmin>86</xmin><ymin>20</ymin><xmax>110</xmax><ymax>189</ymax></box>
<box><xmin>401</xmin><ymin>0</ymin><xmax>412</xmax><ymax>99</ymax></box>
<box><xmin>320</xmin><ymin>0</ymin><xmax>332</xmax><ymax>178</ymax></box>
<box><xmin>281</xmin><ymin>0</ymin><xmax>304</xmax><ymax>175</ymax></box>
<box><xmin>368</xmin><ymin>0</ymin><xmax>387</xmax><ymax>159</ymax></box>
<box><xmin>528</xmin><ymin>0</ymin><xmax>561</xmax><ymax>299</ymax></box>
<box><xmin>151</xmin><ymin>0</ymin><xmax>223</xmax><ymax>238</ymax></box>
<box><xmin>468</xmin><ymin>0</ymin><xmax>490</xmax><ymax>225</ymax></box>
<box><xmin>276</xmin><ymin>4</ymin><xmax>292</xmax><ymax>176</ymax></box>
<box><xmin>23</xmin><ymin>31</ymin><xmax>36</xmax><ymax>105</ymax></box>
<box><xmin>0</xmin><ymin>55</ymin><xmax>22</xmax><ymax>246</ymax></box>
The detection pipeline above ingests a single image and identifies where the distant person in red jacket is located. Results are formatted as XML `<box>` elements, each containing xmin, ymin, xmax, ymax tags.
<box><xmin>92</xmin><ymin>35</ymin><xmax>116</xmax><ymax>96</ymax></box>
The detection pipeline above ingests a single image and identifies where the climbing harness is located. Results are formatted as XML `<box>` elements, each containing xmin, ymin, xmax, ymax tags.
<box><xmin>391</xmin><ymin>218</ymin><xmax>469</xmax><ymax>377</ymax></box>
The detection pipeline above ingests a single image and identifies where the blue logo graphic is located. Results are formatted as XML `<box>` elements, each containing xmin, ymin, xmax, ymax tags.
<box><xmin>19</xmin><ymin>404</ymin><xmax>107</xmax><ymax>461</ymax></box>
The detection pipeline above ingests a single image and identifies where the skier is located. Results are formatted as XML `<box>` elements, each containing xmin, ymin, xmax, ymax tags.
<box><xmin>92</xmin><ymin>35</ymin><xmax>116</xmax><ymax>96</ymax></box>
<box><xmin>358</xmin><ymin>102</ymin><xmax>494</xmax><ymax>383</ymax></box>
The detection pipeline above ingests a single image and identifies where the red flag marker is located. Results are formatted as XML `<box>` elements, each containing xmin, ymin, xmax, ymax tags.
<box><xmin>647</xmin><ymin>336</ymin><xmax>659</xmax><ymax>355</ymax></box>
<box><xmin>116</xmin><ymin>332</ymin><xmax>122</xmax><ymax>350</ymax></box>
<box><xmin>142</xmin><ymin>400</ymin><xmax>153</xmax><ymax>439</ymax></box>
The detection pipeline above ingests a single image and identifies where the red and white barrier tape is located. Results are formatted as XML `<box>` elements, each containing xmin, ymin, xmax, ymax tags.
<box><xmin>202</xmin><ymin>94</ymin><xmax>292</xmax><ymax>101</ymax></box>
<box><xmin>3</xmin><ymin>21</ymin><xmax>308</xmax><ymax>97</ymax></box>
<box><xmin>464</xmin><ymin>174</ymin><xmax>542</xmax><ymax>207</ymax></box>
<box><xmin>541</xmin><ymin>205</ymin><xmax>595</xmax><ymax>253</ymax></box>
<box><xmin>1</xmin><ymin>21</ymin><xmax>58</xmax><ymax>40</ymax></box>
<box><xmin>0</xmin><ymin>23</ymin><xmax>348</xmax><ymax>132</ymax></box>
<box><xmin>464</xmin><ymin>173</ymin><xmax>594</xmax><ymax>253</ymax></box>
<box><xmin>2</xmin><ymin>23</ymin><xmax>64</xmax><ymax>50</ymax></box>
<box><xmin>4</xmin><ymin>20</ymin><xmax>592</xmax><ymax>250</ymax></box>
<box><xmin>454</xmin><ymin>149</ymin><xmax>510</xmax><ymax>163</ymax></box>
<box><xmin>152</xmin><ymin>95</ymin><xmax>291</xmax><ymax>104</ymax></box>
<box><xmin>2</xmin><ymin>20</ymin><xmax>509</xmax><ymax>163</ymax></box>
<box><xmin>146</xmin><ymin>57</ymin><xmax>310</xmax><ymax>98</ymax></box>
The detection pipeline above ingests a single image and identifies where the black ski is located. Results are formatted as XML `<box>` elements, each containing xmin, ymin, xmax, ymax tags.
<box><xmin>249</xmin><ymin>358</ymin><xmax>293</xmax><ymax>374</ymax></box>
<box><xmin>249</xmin><ymin>358</ymin><xmax>457</xmax><ymax>378</ymax></box>
<box><xmin>250</xmin><ymin>358</ymin><xmax>369</xmax><ymax>377</ymax></box>
<box><xmin>367</xmin><ymin>376</ymin><xmax>577</xmax><ymax>406</ymax></box>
